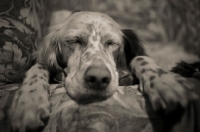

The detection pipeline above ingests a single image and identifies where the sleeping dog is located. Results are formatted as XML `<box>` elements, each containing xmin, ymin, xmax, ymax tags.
<box><xmin>9</xmin><ymin>11</ymin><xmax>198</xmax><ymax>131</ymax></box>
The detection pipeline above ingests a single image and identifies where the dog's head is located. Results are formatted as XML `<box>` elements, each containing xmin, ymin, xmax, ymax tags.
<box><xmin>37</xmin><ymin>11</ymin><xmax>145</xmax><ymax>103</ymax></box>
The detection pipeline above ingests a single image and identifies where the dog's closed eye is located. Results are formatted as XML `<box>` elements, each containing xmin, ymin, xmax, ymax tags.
<box><xmin>66</xmin><ymin>38</ymin><xmax>83</xmax><ymax>45</ymax></box>
<box><xmin>105</xmin><ymin>40</ymin><xmax>119</xmax><ymax>46</ymax></box>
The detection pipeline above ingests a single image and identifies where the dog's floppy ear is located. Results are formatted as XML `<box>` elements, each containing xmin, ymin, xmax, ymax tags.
<box><xmin>36</xmin><ymin>32</ymin><xmax>65</xmax><ymax>75</ymax></box>
<box><xmin>36</xmin><ymin>10</ymin><xmax>74</xmax><ymax>75</ymax></box>
<box><xmin>115</xmin><ymin>29</ymin><xmax>146</xmax><ymax>70</ymax></box>
<box><xmin>122</xmin><ymin>29</ymin><xmax>146</xmax><ymax>68</ymax></box>
<box><xmin>120</xmin><ymin>29</ymin><xmax>146</xmax><ymax>84</ymax></box>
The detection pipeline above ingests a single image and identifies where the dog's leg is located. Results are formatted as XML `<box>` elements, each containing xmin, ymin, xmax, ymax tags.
<box><xmin>130</xmin><ymin>56</ymin><xmax>198</xmax><ymax>112</ymax></box>
<box><xmin>9</xmin><ymin>63</ymin><xmax>50</xmax><ymax>132</ymax></box>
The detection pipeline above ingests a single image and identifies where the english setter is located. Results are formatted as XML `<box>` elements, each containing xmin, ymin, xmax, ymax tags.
<box><xmin>9</xmin><ymin>11</ymin><xmax>198</xmax><ymax>131</ymax></box>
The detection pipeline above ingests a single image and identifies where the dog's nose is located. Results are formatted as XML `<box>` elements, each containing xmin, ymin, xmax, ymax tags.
<box><xmin>84</xmin><ymin>67</ymin><xmax>111</xmax><ymax>90</ymax></box>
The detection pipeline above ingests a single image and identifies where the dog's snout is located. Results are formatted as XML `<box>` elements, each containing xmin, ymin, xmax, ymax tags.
<box><xmin>84</xmin><ymin>67</ymin><xmax>111</xmax><ymax>90</ymax></box>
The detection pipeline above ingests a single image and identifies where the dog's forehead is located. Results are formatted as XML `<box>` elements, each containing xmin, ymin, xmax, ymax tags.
<box><xmin>64</xmin><ymin>12</ymin><xmax>121</xmax><ymax>35</ymax></box>
<box><xmin>69</xmin><ymin>12</ymin><xmax>119</xmax><ymax>27</ymax></box>
<box><xmin>61</xmin><ymin>12</ymin><xmax>123</xmax><ymax>43</ymax></box>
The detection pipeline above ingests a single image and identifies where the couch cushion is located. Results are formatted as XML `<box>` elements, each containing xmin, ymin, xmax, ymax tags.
<box><xmin>0</xmin><ymin>0</ymin><xmax>41</xmax><ymax>83</ymax></box>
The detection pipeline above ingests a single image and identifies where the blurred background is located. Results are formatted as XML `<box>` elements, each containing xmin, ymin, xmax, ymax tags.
<box><xmin>39</xmin><ymin>0</ymin><xmax>200</xmax><ymax>69</ymax></box>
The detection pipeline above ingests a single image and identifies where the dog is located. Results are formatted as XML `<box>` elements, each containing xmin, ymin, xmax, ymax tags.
<box><xmin>9</xmin><ymin>11</ymin><xmax>198</xmax><ymax>131</ymax></box>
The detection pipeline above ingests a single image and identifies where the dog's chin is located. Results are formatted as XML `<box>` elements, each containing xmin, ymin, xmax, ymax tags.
<box><xmin>74</xmin><ymin>94</ymin><xmax>111</xmax><ymax>104</ymax></box>
<box><xmin>66</xmin><ymin>86</ymin><xmax>116</xmax><ymax>104</ymax></box>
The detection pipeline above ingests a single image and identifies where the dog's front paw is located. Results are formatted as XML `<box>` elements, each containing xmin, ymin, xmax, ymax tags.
<box><xmin>132</xmin><ymin>56</ymin><xmax>198</xmax><ymax>112</ymax></box>
<box><xmin>140</xmin><ymin>68</ymin><xmax>198</xmax><ymax>112</ymax></box>
<box><xmin>9</xmin><ymin>84</ymin><xmax>50</xmax><ymax>132</ymax></box>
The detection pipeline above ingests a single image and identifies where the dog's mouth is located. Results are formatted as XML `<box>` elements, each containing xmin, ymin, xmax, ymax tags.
<box><xmin>75</xmin><ymin>94</ymin><xmax>110</xmax><ymax>104</ymax></box>
<box><xmin>68</xmin><ymin>93</ymin><xmax>114</xmax><ymax>104</ymax></box>
<box><xmin>64</xmin><ymin>88</ymin><xmax>114</xmax><ymax>105</ymax></box>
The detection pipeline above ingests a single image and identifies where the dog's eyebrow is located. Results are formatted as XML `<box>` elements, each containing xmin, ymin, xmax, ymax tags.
<box><xmin>65</xmin><ymin>30</ymin><xmax>89</xmax><ymax>40</ymax></box>
<box><xmin>65</xmin><ymin>36</ymin><xmax>80</xmax><ymax>40</ymax></box>
<box><xmin>66</xmin><ymin>29</ymin><xmax>87</xmax><ymax>35</ymax></box>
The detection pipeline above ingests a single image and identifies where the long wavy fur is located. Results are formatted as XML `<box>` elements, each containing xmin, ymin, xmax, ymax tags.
<box><xmin>36</xmin><ymin>27</ymin><xmax>65</xmax><ymax>75</ymax></box>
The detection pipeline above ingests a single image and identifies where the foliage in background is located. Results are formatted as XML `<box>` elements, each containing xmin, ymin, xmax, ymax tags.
<box><xmin>163</xmin><ymin>0</ymin><xmax>200</xmax><ymax>57</ymax></box>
